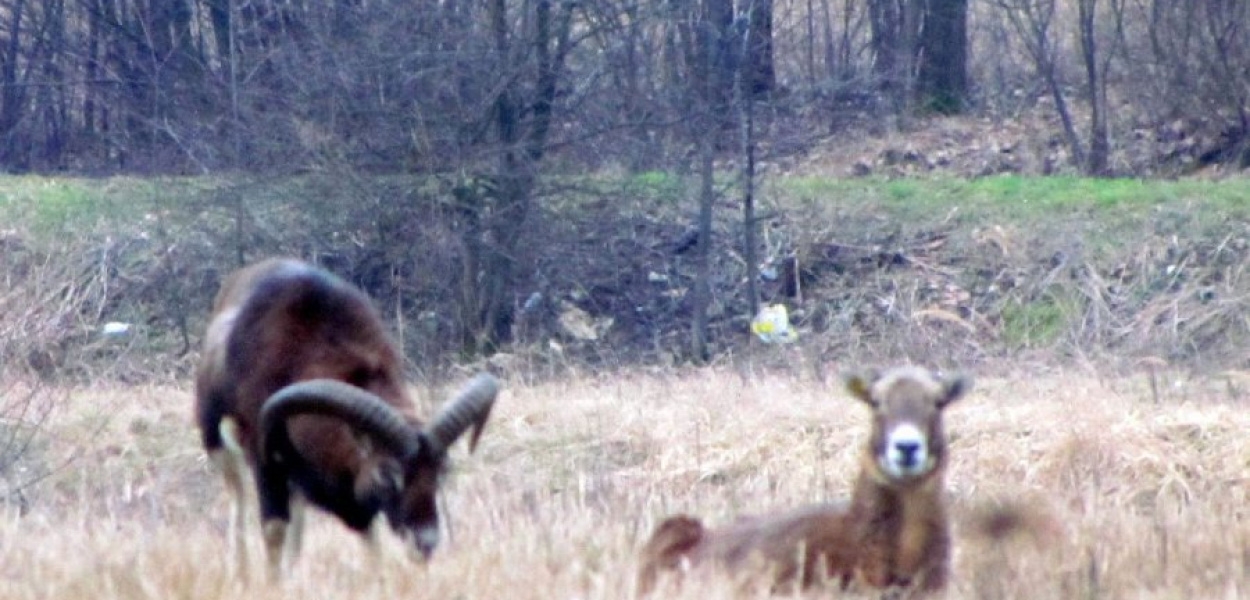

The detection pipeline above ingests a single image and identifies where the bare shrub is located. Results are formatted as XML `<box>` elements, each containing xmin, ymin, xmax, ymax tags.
<box><xmin>0</xmin><ymin>381</ymin><xmax>56</xmax><ymax>513</ymax></box>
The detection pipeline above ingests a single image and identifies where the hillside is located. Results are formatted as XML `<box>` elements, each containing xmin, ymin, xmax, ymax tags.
<box><xmin>0</xmin><ymin>159</ymin><xmax>1246</xmax><ymax>385</ymax></box>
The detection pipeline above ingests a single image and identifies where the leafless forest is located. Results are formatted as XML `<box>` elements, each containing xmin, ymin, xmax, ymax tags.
<box><xmin>1</xmin><ymin>0</ymin><xmax>1247</xmax><ymax>176</ymax></box>
<box><xmin>0</xmin><ymin>0</ymin><xmax>1247</xmax><ymax>372</ymax></box>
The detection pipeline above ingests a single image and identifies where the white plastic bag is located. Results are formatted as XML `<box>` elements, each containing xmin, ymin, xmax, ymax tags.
<box><xmin>751</xmin><ymin>304</ymin><xmax>798</xmax><ymax>344</ymax></box>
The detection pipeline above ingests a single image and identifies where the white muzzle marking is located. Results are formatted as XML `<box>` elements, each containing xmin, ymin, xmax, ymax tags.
<box><xmin>883</xmin><ymin>423</ymin><xmax>930</xmax><ymax>479</ymax></box>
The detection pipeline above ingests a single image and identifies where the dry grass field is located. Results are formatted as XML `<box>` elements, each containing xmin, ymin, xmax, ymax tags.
<box><xmin>1</xmin><ymin>365</ymin><xmax>1247</xmax><ymax>599</ymax></box>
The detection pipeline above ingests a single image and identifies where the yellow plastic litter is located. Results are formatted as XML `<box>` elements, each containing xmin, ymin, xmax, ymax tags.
<box><xmin>751</xmin><ymin>304</ymin><xmax>798</xmax><ymax>344</ymax></box>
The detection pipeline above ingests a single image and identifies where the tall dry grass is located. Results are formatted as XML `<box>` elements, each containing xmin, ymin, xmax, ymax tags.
<box><xmin>0</xmin><ymin>367</ymin><xmax>1246</xmax><ymax>599</ymax></box>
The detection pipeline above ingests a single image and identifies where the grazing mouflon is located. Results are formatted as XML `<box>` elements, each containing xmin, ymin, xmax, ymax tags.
<box><xmin>196</xmin><ymin>257</ymin><xmax>499</xmax><ymax>579</ymax></box>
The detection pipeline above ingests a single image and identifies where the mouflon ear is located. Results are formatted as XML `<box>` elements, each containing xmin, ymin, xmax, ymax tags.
<box><xmin>937</xmin><ymin>373</ymin><xmax>973</xmax><ymax>409</ymax></box>
<box><xmin>359</xmin><ymin>457</ymin><xmax>405</xmax><ymax>504</ymax></box>
<box><xmin>843</xmin><ymin>369</ymin><xmax>881</xmax><ymax>407</ymax></box>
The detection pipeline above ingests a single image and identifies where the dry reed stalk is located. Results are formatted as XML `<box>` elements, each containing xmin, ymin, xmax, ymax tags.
<box><xmin>0</xmin><ymin>369</ymin><xmax>1244</xmax><ymax>599</ymax></box>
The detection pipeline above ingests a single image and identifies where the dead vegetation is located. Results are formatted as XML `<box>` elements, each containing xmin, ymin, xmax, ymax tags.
<box><xmin>0</xmin><ymin>216</ymin><xmax>210</xmax><ymax>384</ymax></box>
<box><xmin>0</xmin><ymin>369</ymin><xmax>1245</xmax><ymax>599</ymax></box>
<box><xmin>0</xmin><ymin>382</ymin><xmax>56</xmax><ymax>512</ymax></box>
<box><xmin>0</xmin><ymin>174</ymin><xmax>1245</xmax><ymax>383</ymax></box>
<box><xmin>786</xmin><ymin>109</ymin><xmax>1250</xmax><ymax>180</ymax></box>
<box><xmin>761</xmin><ymin>196</ymin><xmax>1250</xmax><ymax>375</ymax></box>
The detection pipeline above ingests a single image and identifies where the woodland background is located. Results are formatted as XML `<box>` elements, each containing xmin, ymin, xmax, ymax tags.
<box><xmin>0</xmin><ymin>0</ymin><xmax>1247</xmax><ymax>380</ymax></box>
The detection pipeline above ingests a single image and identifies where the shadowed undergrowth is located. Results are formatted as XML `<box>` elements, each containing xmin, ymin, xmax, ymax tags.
<box><xmin>1</xmin><ymin>174</ymin><xmax>1247</xmax><ymax>385</ymax></box>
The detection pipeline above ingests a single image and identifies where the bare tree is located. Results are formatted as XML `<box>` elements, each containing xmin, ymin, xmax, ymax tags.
<box><xmin>738</xmin><ymin>63</ymin><xmax>761</xmax><ymax>324</ymax></box>
<box><xmin>745</xmin><ymin>0</ymin><xmax>776</xmax><ymax>96</ymax></box>
<box><xmin>1077</xmin><ymin>0</ymin><xmax>1112</xmax><ymax>175</ymax></box>
<box><xmin>0</xmin><ymin>0</ymin><xmax>32</xmax><ymax>169</ymax></box>
<box><xmin>869</xmin><ymin>0</ymin><xmax>913</xmax><ymax>113</ymax></box>
<box><xmin>992</xmin><ymin>0</ymin><xmax>1122</xmax><ymax>174</ymax></box>
<box><xmin>455</xmin><ymin>0</ymin><xmax>575</xmax><ymax>353</ymax></box>
<box><xmin>686</xmin><ymin>0</ymin><xmax>736</xmax><ymax>362</ymax></box>
<box><xmin>1128</xmin><ymin>0</ymin><xmax>1250</xmax><ymax>169</ymax></box>
<box><xmin>868</xmin><ymin>0</ymin><xmax>969</xmax><ymax>116</ymax></box>
<box><xmin>992</xmin><ymin>0</ymin><xmax>1085</xmax><ymax>170</ymax></box>
<box><xmin>915</xmin><ymin>0</ymin><xmax>969</xmax><ymax>114</ymax></box>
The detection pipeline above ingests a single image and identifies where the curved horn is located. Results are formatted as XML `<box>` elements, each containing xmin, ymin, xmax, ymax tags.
<box><xmin>422</xmin><ymin>373</ymin><xmax>500</xmax><ymax>457</ymax></box>
<box><xmin>260</xmin><ymin>379</ymin><xmax>421</xmax><ymax>461</ymax></box>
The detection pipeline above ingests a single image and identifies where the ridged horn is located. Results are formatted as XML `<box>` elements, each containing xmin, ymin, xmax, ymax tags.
<box><xmin>260</xmin><ymin>379</ymin><xmax>421</xmax><ymax>461</ymax></box>
<box><xmin>422</xmin><ymin>373</ymin><xmax>500</xmax><ymax>457</ymax></box>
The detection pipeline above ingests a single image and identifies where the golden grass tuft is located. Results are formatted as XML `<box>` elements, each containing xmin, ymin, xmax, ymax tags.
<box><xmin>0</xmin><ymin>368</ymin><xmax>1246</xmax><ymax>599</ymax></box>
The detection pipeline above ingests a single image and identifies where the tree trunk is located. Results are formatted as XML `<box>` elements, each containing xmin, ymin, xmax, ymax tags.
<box><xmin>805</xmin><ymin>0</ymin><xmax>816</xmax><ymax>87</ymax></box>
<box><xmin>207</xmin><ymin>0</ymin><xmax>232</xmax><ymax>61</ymax></box>
<box><xmin>870</xmin><ymin>0</ymin><xmax>924</xmax><ymax>116</ymax></box>
<box><xmin>460</xmin><ymin>0</ymin><xmax>522</xmax><ymax>354</ymax></box>
<box><xmin>457</xmin><ymin>0</ymin><xmax>570</xmax><ymax>354</ymax></box>
<box><xmin>41</xmin><ymin>0</ymin><xmax>68</xmax><ymax>166</ymax></box>
<box><xmin>686</xmin><ymin>0</ymin><xmax>735</xmax><ymax>363</ymax></box>
<box><xmin>1078</xmin><ymin>0</ymin><xmax>1108</xmax><ymax>175</ymax></box>
<box><xmin>739</xmin><ymin>71</ymin><xmax>759</xmax><ymax>320</ymax></box>
<box><xmin>898</xmin><ymin>0</ymin><xmax>922</xmax><ymax>116</ymax></box>
<box><xmin>745</xmin><ymin>0</ymin><xmax>775</xmax><ymax>96</ymax></box>
<box><xmin>690</xmin><ymin>133</ymin><xmax>714</xmax><ymax>363</ymax></box>
<box><xmin>999</xmin><ymin>0</ymin><xmax>1086</xmax><ymax>170</ymax></box>
<box><xmin>85</xmin><ymin>0</ymin><xmax>101</xmax><ymax>136</ymax></box>
<box><xmin>704</xmin><ymin>0</ymin><xmax>736</xmax><ymax>115</ymax></box>
<box><xmin>916</xmin><ymin>0</ymin><xmax>969</xmax><ymax>114</ymax></box>
<box><xmin>0</xmin><ymin>0</ymin><xmax>28</xmax><ymax>168</ymax></box>
<box><xmin>822</xmin><ymin>0</ymin><xmax>837</xmax><ymax>80</ymax></box>
<box><xmin>869</xmin><ymin>0</ymin><xmax>900</xmax><ymax>86</ymax></box>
